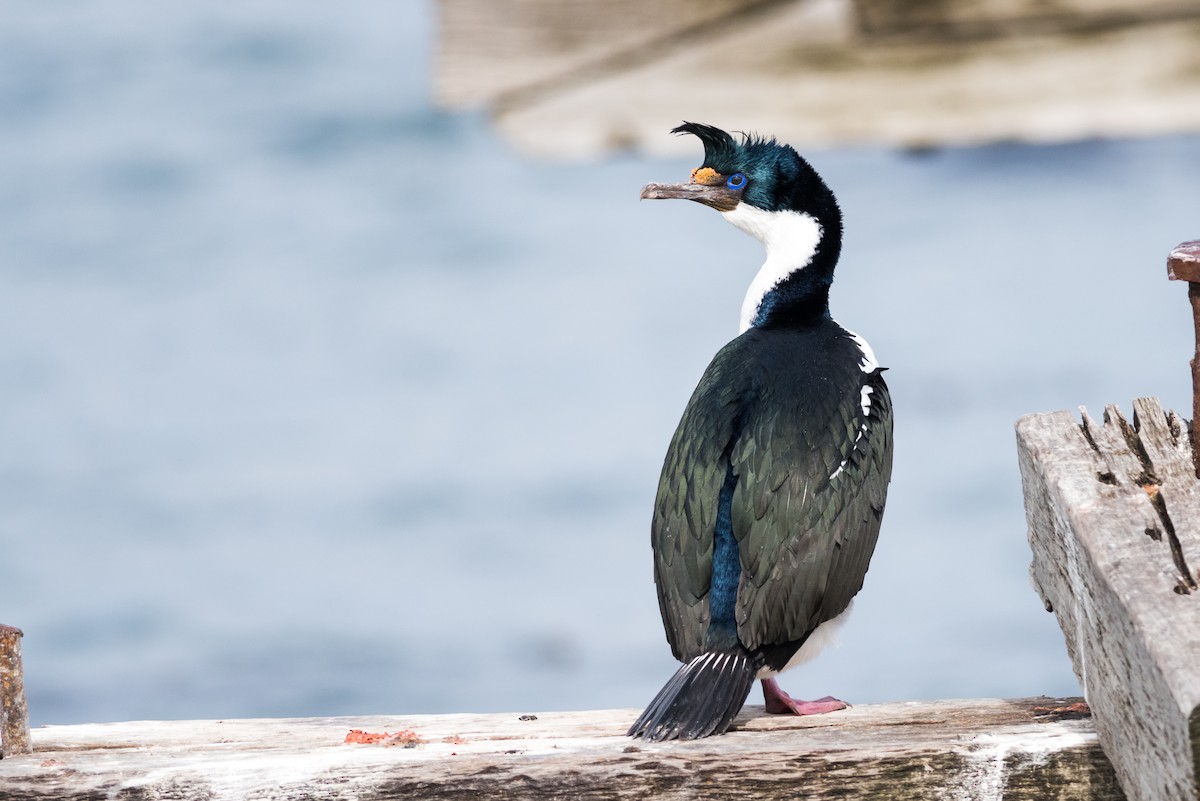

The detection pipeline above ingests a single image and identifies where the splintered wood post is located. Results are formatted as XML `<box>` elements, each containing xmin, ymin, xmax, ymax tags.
<box><xmin>0</xmin><ymin>625</ymin><xmax>30</xmax><ymax>758</ymax></box>
<box><xmin>1017</xmin><ymin>397</ymin><xmax>1200</xmax><ymax>801</ymax></box>
<box><xmin>1167</xmin><ymin>240</ymin><xmax>1200</xmax><ymax>479</ymax></box>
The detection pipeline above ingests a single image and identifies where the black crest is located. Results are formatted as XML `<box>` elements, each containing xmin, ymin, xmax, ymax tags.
<box><xmin>669</xmin><ymin>122</ymin><xmax>836</xmax><ymax>223</ymax></box>
<box><xmin>671</xmin><ymin>122</ymin><xmax>740</xmax><ymax>171</ymax></box>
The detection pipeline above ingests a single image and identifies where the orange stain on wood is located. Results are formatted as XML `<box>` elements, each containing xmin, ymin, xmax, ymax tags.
<box><xmin>344</xmin><ymin>728</ymin><xmax>426</xmax><ymax>747</ymax></box>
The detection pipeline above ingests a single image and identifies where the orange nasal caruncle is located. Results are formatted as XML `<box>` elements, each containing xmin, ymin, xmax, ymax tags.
<box><xmin>690</xmin><ymin>166</ymin><xmax>724</xmax><ymax>186</ymax></box>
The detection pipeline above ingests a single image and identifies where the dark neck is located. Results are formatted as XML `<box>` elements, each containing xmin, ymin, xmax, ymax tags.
<box><xmin>751</xmin><ymin>218</ymin><xmax>841</xmax><ymax>329</ymax></box>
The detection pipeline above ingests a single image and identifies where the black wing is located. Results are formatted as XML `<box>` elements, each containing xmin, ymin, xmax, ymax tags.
<box><xmin>732</xmin><ymin>363</ymin><xmax>892</xmax><ymax>650</ymax></box>
<box><xmin>651</xmin><ymin>329</ymin><xmax>893</xmax><ymax>662</ymax></box>
<box><xmin>650</xmin><ymin>346</ymin><xmax>744</xmax><ymax>662</ymax></box>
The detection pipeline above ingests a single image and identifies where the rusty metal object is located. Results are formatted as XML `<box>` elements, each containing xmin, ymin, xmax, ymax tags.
<box><xmin>0</xmin><ymin>624</ymin><xmax>30</xmax><ymax>757</ymax></box>
<box><xmin>1167</xmin><ymin>240</ymin><xmax>1200</xmax><ymax>478</ymax></box>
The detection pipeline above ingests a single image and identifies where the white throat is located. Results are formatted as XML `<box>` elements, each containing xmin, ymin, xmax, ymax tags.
<box><xmin>722</xmin><ymin>203</ymin><xmax>823</xmax><ymax>333</ymax></box>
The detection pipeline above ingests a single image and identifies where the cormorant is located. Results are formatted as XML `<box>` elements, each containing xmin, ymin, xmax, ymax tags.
<box><xmin>628</xmin><ymin>122</ymin><xmax>893</xmax><ymax>741</ymax></box>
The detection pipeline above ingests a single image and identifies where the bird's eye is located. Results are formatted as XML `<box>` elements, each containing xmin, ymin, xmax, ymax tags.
<box><xmin>727</xmin><ymin>173</ymin><xmax>747</xmax><ymax>190</ymax></box>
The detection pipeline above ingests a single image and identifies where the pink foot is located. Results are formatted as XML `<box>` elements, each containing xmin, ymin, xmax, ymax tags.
<box><xmin>761</xmin><ymin>678</ymin><xmax>848</xmax><ymax>715</ymax></box>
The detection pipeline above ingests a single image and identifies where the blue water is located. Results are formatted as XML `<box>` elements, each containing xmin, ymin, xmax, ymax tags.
<box><xmin>3</xmin><ymin>2</ymin><xmax>1199</xmax><ymax>726</ymax></box>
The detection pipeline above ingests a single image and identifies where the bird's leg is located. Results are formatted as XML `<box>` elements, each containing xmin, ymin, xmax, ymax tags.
<box><xmin>761</xmin><ymin>678</ymin><xmax>847</xmax><ymax>715</ymax></box>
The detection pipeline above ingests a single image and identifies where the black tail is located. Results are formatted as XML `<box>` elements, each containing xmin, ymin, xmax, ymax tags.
<box><xmin>627</xmin><ymin>649</ymin><xmax>756</xmax><ymax>741</ymax></box>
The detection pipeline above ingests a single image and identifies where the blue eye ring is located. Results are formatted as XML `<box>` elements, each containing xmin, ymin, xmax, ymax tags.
<box><xmin>727</xmin><ymin>172</ymin><xmax>747</xmax><ymax>190</ymax></box>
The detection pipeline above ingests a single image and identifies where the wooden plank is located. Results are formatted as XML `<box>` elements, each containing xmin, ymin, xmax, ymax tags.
<box><xmin>0</xmin><ymin>698</ymin><xmax>1121</xmax><ymax>800</ymax></box>
<box><xmin>435</xmin><ymin>0</ymin><xmax>760</xmax><ymax>108</ymax></box>
<box><xmin>435</xmin><ymin>0</ymin><xmax>1200</xmax><ymax>158</ymax></box>
<box><xmin>1017</xmin><ymin>397</ymin><xmax>1200</xmax><ymax>801</ymax></box>
<box><xmin>852</xmin><ymin>0</ymin><xmax>1200</xmax><ymax>39</ymax></box>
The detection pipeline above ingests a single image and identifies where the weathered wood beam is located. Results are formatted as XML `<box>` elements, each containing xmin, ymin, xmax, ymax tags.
<box><xmin>1017</xmin><ymin>397</ymin><xmax>1200</xmax><ymax>801</ymax></box>
<box><xmin>0</xmin><ymin>698</ymin><xmax>1120</xmax><ymax>800</ymax></box>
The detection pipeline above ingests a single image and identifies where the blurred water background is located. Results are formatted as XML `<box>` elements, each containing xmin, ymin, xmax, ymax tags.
<box><xmin>2</xmin><ymin>1</ymin><xmax>1198</xmax><ymax>725</ymax></box>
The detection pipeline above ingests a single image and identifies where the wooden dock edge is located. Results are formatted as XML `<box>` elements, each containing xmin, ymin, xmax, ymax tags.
<box><xmin>0</xmin><ymin>698</ymin><xmax>1120</xmax><ymax>800</ymax></box>
<box><xmin>1017</xmin><ymin>397</ymin><xmax>1200</xmax><ymax>801</ymax></box>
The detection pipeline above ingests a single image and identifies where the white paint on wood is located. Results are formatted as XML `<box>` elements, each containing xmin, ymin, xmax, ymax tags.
<box><xmin>950</xmin><ymin>725</ymin><xmax>1098</xmax><ymax>801</ymax></box>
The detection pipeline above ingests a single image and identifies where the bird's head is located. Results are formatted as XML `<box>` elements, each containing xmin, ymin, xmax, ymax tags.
<box><xmin>640</xmin><ymin>122</ymin><xmax>840</xmax><ymax>230</ymax></box>
<box><xmin>641</xmin><ymin>122</ymin><xmax>844</xmax><ymax>331</ymax></box>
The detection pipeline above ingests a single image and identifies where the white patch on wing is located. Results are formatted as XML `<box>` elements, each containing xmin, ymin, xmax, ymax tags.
<box><xmin>860</xmin><ymin>384</ymin><xmax>874</xmax><ymax>416</ymax></box>
<box><xmin>756</xmin><ymin>602</ymin><xmax>854</xmax><ymax>678</ymax></box>
<box><xmin>829</xmin><ymin>385</ymin><xmax>875</xmax><ymax>481</ymax></box>
<box><xmin>829</xmin><ymin>429</ymin><xmax>864</xmax><ymax>482</ymax></box>
<box><xmin>845</xmin><ymin>329</ymin><xmax>879</xmax><ymax>373</ymax></box>
<box><xmin>722</xmin><ymin>203</ymin><xmax>823</xmax><ymax>333</ymax></box>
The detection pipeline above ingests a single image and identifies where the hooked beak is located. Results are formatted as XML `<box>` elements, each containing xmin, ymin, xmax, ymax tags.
<box><xmin>639</xmin><ymin>167</ymin><xmax>741</xmax><ymax>212</ymax></box>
